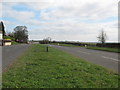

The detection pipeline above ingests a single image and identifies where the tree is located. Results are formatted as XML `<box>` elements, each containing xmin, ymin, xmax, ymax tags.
<box><xmin>14</xmin><ymin>26</ymin><xmax>28</xmax><ymax>43</ymax></box>
<box><xmin>7</xmin><ymin>32</ymin><xmax>14</xmax><ymax>38</ymax></box>
<box><xmin>47</xmin><ymin>37</ymin><xmax>52</xmax><ymax>43</ymax></box>
<box><xmin>97</xmin><ymin>29</ymin><xmax>107</xmax><ymax>44</ymax></box>
<box><xmin>0</xmin><ymin>21</ymin><xmax>5</xmax><ymax>36</ymax></box>
<box><xmin>41</xmin><ymin>37</ymin><xmax>52</xmax><ymax>44</ymax></box>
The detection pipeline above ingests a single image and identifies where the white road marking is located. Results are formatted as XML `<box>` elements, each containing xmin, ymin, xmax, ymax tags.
<box><xmin>102</xmin><ymin>56</ymin><xmax>119</xmax><ymax>62</ymax></box>
<box><xmin>86</xmin><ymin>48</ymin><xmax>118</xmax><ymax>56</ymax></box>
<box><xmin>78</xmin><ymin>51</ymin><xmax>91</xmax><ymax>55</ymax></box>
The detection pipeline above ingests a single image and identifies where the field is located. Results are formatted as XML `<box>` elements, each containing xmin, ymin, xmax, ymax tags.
<box><xmin>86</xmin><ymin>46</ymin><xmax>119</xmax><ymax>53</ymax></box>
<box><xmin>2</xmin><ymin>44</ymin><xmax>119</xmax><ymax>88</ymax></box>
<box><xmin>50</xmin><ymin>43</ymin><xmax>82</xmax><ymax>47</ymax></box>
<box><xmin>51</xmin><ymin>43</ymin><xmax>119</xmax><ymax>53</ymax></box>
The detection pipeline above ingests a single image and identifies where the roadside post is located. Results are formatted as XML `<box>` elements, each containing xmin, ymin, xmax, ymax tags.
<box><xmin>46</xmin><ymin>46</ymin><xmax>48</xmax><ymax>52</ymax></box>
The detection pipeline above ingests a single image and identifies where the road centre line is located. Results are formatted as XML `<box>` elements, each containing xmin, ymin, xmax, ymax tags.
<box><xmin>78</xmin><ymin>50</ymin><xmax>118</xmax><ymax>62</ymax></box>
<box><xmin>53</xmin><ymin>45</ymin><xmax>119</xmax><ymax>62</ymax></box>
<box><xmin>102</xmin><ymin>56</ymin><xmax>119</xmax><ymax>62</ymax></box>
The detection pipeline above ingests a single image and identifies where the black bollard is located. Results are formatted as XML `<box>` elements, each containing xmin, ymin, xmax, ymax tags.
<box><xmin>46</xmin><ymin>46</ymin><xmax>48</xmax><ymax>52</ymax></box>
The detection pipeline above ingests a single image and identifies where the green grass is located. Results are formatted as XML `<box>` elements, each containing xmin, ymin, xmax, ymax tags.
<box><xmin>3</xmin><ymin>44</ymin><xmax>119</xmax><ymax>88</ymax></box>
<box><xmin>51</xmin><ymin>43</ymin><xmax>119</xmax><ymax>53</ymax></box>
<box><xmin>11</xmin><ymin>41</ymin><xmax>19</xmax><ymax>45</ymax></box>
<box><xmin>86</xmin><ymin>46</ymin><xmax>119</xmax><ymax>53</ymax></box>
<box><xmin>50</xmin><ymin>43</ymin><xmax>82</xmax><ymax>47</ymax></box>
<box><xmin>3</xmin><ymin>36</ymin><xmax>15</xmax><ymax>41</ymax></box>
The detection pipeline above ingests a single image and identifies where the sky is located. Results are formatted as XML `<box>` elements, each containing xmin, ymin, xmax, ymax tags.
<box><xmin>0</xmin><ymin>0</ymin><xmax>119</xmax><ymax>42</ymax></box>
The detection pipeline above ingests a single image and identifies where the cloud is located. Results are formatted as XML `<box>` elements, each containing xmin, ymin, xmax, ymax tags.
<box><xmin>2</xmin><ymin>4</ymin><xmax>35</xmax><ymax>22</ymax></box>
<box><xmin>1</xmin><ymin>0</ymin><xmax>119</xmax><ymax>42</ymax></box>
<box><xmin>2</xmin><ymin>0</ymin><xmax>118</xmax><ymax>21</ymax></box>
<box><xmin>0</xmin><ymin>3</ymin><xmax>2</xmax><ymax>18</ymax></box>
<box><xmin>21</xmin><ymin>0</ymin><xmax>118</xmax><ymax>21</ymax></box>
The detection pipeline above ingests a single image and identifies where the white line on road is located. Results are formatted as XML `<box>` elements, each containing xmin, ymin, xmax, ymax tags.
<box><xmin>102</xmin><ymin>56</ymin><xmax>119</xmax><ymax>62</ymax></box>
<box><xmin>78</xmin><ymin>51</ymin><xmax>91</xmax><ymax>55</ymax></box>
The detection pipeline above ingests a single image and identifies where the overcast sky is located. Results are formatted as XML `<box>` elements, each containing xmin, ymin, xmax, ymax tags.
<box><xmin>0</xmin><ymin>0</ymin><xmax>119</xmax><ymax>42</ymax></box>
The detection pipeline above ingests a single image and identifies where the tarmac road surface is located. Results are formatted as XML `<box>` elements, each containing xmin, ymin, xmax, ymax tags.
<box><xmin>2</xmin><ymin>44</ymin><xmax>30</xmax><ymax>71</ymax></box>
<box><xmin>49</xmin><ymin>45</ymin><xmax>119</xmax><ymax>73</ymax></box>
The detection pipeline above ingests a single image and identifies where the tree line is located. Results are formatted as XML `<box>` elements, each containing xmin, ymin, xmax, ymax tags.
<box><xmin>5</xmin><ymin>24</ymin><xmax>108</xmax><ymax>45</ymax></box>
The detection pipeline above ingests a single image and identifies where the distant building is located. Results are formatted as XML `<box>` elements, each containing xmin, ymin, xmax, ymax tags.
<box><xmin>0</xmin><ymin>21</ymin><xmax>5</xmax><ymax>45</ymax></box>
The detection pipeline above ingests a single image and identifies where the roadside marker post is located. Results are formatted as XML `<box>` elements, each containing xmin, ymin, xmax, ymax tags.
<box><xmin>85</xmin><ymin>45</ymin><xmax>87</xmax><ymax>48</ymax></box>
<box><xmin>46</xmin><ymin>46</ymin><xmax>48</xmax><ymax>52</ymax></box>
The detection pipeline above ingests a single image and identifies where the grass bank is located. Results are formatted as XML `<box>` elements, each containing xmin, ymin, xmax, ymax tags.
<box><xmin>3</xmin><ymin>44</ymin><xmax>119</xmax><ymax>88</ymax></box>
<box><xmin>11</xmin><ymin>41</ymin><xmax>19</xmax><ymax>45</ymax></box>
<box><xmin>86</xmin><ymin>46</ymin><xmax>119</xmax><ymax>53</ymax></box>
<box><xmin>50</xmin><ymin>43</ymin><xmax>81</xmax><ymax>47</ymax></box>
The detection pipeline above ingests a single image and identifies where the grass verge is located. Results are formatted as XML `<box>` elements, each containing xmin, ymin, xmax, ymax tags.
<box><xmin>11</xmin><ymin>41</ymin><xmax>19</xmax><ymax>45</ymax></box>
<box><xmin>86</xmin><ymin>46</ymin><xmax>119</xmax><ymax>53</ymax></box>
<box><xmin>50</xmin><ymin>43</ymin><xmax>82</xmax><ymax>47</ymax></box>
<box><xmin>3</xmin><ymin>44</ymin><xmax>119</xmax><ymax>88</ymax></box>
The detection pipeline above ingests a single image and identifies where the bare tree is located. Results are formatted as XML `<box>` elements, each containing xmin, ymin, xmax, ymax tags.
<box><xmin>97</xmin><ymin>29</ymin><xmax>108</xmax><ymax>44</ymax></box>
<box><xmin>47</xmin><ymin>37</ymin><xmax>52</xmax><ymax>43</ymax></box>
<box><xmin>42</xmin><ymin>37</ymin><xmax>52</xmax><ymax>44</ymax></box>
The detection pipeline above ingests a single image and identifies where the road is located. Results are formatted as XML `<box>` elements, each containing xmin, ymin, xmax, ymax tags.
<box><xmin>2</xmin><ymin>44</ymin><xmax>30</xmax><ymax>71</ymax></box>
<box><xmin>49</xmin><ymin>45</ymin><xmax>119</xmax><ymax>73</ymax></box>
